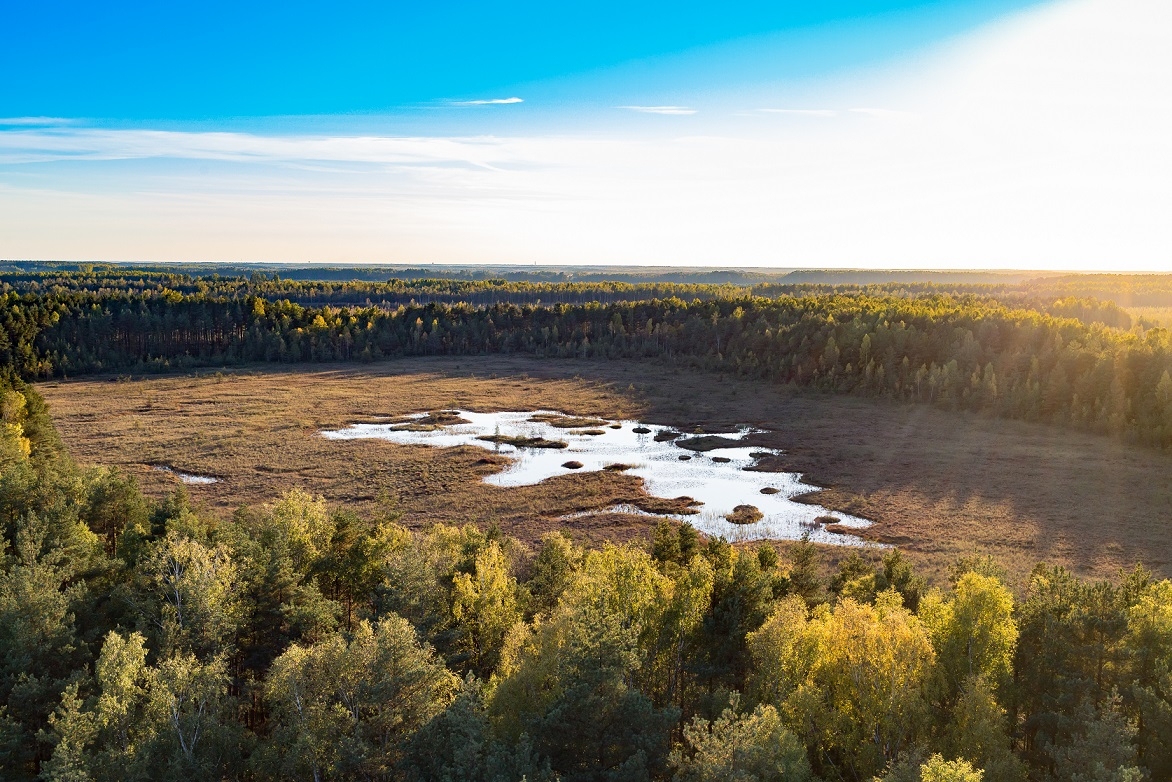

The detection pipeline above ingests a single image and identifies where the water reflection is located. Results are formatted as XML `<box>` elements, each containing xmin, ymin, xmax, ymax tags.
<box><xmin>322</xmin><ymin>410</ymin><xmax>875</xmax><ymax>545</ymax></box>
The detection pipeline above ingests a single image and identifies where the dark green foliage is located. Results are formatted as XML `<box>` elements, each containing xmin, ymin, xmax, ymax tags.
<box><xmin>1043</xmin><ymin>696</ymin><xmax>1143</xmax><ymax>782</ymax></box>
<box><xmin>6</xmin><ymin>282</ymin><xmax>1172</xmax><ymax>779</ymax></box>
<box><xmin>821</xmin><ymin>548</ymin><xmax>929</xmax><ymax>613</ymax></box>
<box><xmin>6</xmin><ymin>271</ymin><xmax>1172</xmax><ymax>447</ymax></box>
<box><xmin>692</xmin><ymin>540</ymin><xmax>775</xmax><ymax>692</ymax></box>
<box><xmin>531</xmin><ymin>678</ymin><xmax>677</xmax><ymax>782</ymax></box>
<box><xmin>402</xmin><ymin>680</ymin><xmax>556</xmax><ymax>782</ymax></box>
<box><xmin>877</xmin><ymin>550</ymin><xmax>928</xmax><ymax>612</ymax></box>
<box><xmin>82</xmin><ymin>468</ymin><xmax>149</xmax><ymax>556</ymax></box>
<box><xmin>829</xmin><ymin>552</ymin><xmax>878</xmax><ymax>603</ymax></box>
<box><xmin>1011</xmin><ymin>565</ymin><xmax>1154</xmax><ymax>774</ymax></box>
<box><xmin>523</xmin><ymin>533</ymin><xmax>582</xmax><ymax>620</ymax></box>
<box><xmin>785</xmin><ymin>534</ymin><xmax>825</xmax><ymax>609</ymax></box>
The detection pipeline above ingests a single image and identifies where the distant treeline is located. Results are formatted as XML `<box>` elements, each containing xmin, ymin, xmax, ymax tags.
<box><xmin>0</xmin><ymin>268</ymin><xmax>1148</xmax><ymax>321</ymax></box>
<box><xmin>1</xmin><ymin>273</ymin><xmax>1169</xmax><ymax>445</ymax></box>
<box><xmin>1028</xmin><ymin>274</ymin><xmax>1172</xmax><ymax>308</ymax></box>
<box><xmin>1</xmin><ymin>372</ymin><xmax>1170</xmax><ymax>782</ymax></box>
<box><xmin>0</xmin><ymin>260</ymin><xmax>1050</xmax><ymax>286</ymax></box>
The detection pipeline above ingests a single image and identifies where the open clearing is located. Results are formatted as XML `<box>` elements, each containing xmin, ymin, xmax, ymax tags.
<box><xmin>37</xmin><ymin>357</ymin><xmax>1172</xmax><ymax>584</ymax></box>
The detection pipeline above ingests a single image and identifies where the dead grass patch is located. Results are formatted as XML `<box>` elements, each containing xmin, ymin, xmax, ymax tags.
<box><xmin>37</xmin><ymin>356</ymin><xmax>1172</xmax><ymax>584</ymax></box>
<box><xmin>529</xmin><ymin>414</ymin><xmax>608</xmax><ymax>428</ymax></box>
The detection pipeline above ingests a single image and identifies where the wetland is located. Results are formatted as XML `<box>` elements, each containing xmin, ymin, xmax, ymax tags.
<box><xmin>36</xmin><ymin>356</ymin><xmax>1172</xmax><ymax>582</ymax></box>
<box><xmin>322</xmin><ymin>410</ymin><xmax>873</xmax><ymax>544</ymax></box>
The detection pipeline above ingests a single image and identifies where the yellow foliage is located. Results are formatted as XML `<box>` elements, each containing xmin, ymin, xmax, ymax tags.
<box><xmin>0</xmin><ymin>422</ymin><xmax>31</xmax><ymax>468</ymax></box>
<box><xmin>921</xmin><ymin>572</ymin><xmax>1017</xmax><ymax>692</ymax></box>
<box><xmin>920</xmin><ymin>754</ymin><xmax>984</xmax><ymax>782</ymax></box>
<box><xmin>487</xmin><ymin>544</ymin><xmax>674</xmax><ymax>741</ymax></box>
<box><xmin>260</xmin><ymin>489</ymin><xmax>334</xmax><ymax>573</ymax></box>
<box><xmin>748</xmin><ymin>590</ymin><xmax>935</xmax><ymax>778</ymax></box>
<box><xmin>451</xmin><ymin>542</ymin><xmax>521</xmax><ymax>674</ymax></box>
<box><xmin>1</xmin><ymin>389</ymin><xmax>27</xmax><ymax>423</ymax></box>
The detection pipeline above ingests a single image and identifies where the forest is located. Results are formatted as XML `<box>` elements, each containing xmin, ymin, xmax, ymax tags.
<box><xmin>3</xmin><ymin>268</ymin><xmax>1172</xmax><ymax>781</ymax></box>
<box><xmin>1</xmin><ymin>368</ymin><xmax>1170</xmax><ymax>782</ymax></box>
<box><xmin>1</xmin><ymin>269</ymin><xmax>1170</xmax><ymax>446</ymax></box>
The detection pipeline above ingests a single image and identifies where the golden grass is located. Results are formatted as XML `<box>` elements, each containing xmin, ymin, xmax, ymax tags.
<box><xmin>37</xmin><ymin>356</ymin><xmax>1172</xmax><ymax>585</ymax></box>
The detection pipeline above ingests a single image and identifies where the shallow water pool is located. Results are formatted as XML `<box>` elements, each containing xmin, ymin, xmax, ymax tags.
<box><xmin>322</xmin><ymin>410</ymin><xmax>875</xmax><ymax>545</ymax></box>
<box><xmin>153</xmin><ymin>465</ymin><xmax>219</xmax><ymax>485</ymax></box>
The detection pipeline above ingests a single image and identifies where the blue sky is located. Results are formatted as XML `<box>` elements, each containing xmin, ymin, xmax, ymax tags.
<box><xmin>6</xmin><ymin>0</ymin><xmax>1039</xmax><ymax>121</ymax></box>
<box><xmin>2</xmin><ymin>0</ymin><xmax>1170</xmax><ymax>268</ymax></box>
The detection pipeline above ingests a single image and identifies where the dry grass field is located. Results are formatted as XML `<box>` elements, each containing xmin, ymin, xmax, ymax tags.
<box><xmin>37</xmin><ymin>357</ymin><xmax>1172</xmax><ymax>585</ymax></box>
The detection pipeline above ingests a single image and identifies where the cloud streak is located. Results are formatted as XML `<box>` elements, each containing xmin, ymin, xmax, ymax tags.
<box><xmin>0</xmin><ymin>116</ymin><xmax>77</xmax><ymax>126</ymax></box>
<box><xmin>0</xmin><ymin>126</ymin><xmax>526</xmax><ymax>169</ymax></box>
<box><xmin>617</xmin><ymin>105</ymin><xmax>696</xmax><ymax>115</ymax></box>
<box><xmin>450</xmin><ymin>97</ymin><xmax>524</xmax><ymax>106</ymax></box>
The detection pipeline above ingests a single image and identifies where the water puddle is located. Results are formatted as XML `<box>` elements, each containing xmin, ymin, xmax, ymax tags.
<box><xmin>322</xmin><ymin>410</ymin><xmax>875</xmax><ymax>545</ymax></box>
<box><xmin>153</xmin><ymin>465</ymin><xmax>219</xmax><ymax>485</ymax></box>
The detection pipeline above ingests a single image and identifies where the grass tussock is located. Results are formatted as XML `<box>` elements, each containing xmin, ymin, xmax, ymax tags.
<box><xmin>727</xmin><ymin>504</ymin><xmax>764</xmax><ymax>525</ymax></box>
<box><xmin>676</xmin><ymin>435</ymin><xmax>742</xmax><ymax>451</ymax></box>
<box><xmin>529</xmin><ymin>413</ymin><xmax>609</xmax><ymax>428</ymax></box>
<box><xmin>390</xmin><ymin>410</ymin><xmax>470</xmax><ymax>430</ymax></box>
<box><xmin>477</xmin><ymin>434</ymin><xmax>568</xmax><ymax>449</ymax></box>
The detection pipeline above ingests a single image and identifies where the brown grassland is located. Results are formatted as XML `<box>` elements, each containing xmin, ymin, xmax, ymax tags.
<box><xmin>37</xmin><ymin>356</ymin><xmax>1172</xmax><ymax>585</ymax></box>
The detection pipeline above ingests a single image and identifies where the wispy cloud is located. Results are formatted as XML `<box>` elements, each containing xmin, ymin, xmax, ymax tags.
<box><xmin>758</xmin><ymin>109</ymin><xmax>836</xmax><ymax>117</ymax></box>
<box><xmin>450</xmin><ymin>97</ymin><xmax>524</xmax><ymax>106</ymax></box>
<box><xmin>618</xmin><ymin>106</ymin><xmax>696</xmax><ymax>115</ymax></box>
<box><xmin>0</xmin><ymin>117</ymin><xmax>78</xmax><ymax>126</ymax></box>
<box><xmin>0</xmin><ymin>126</ymin><xmax>525</xmax><ymax>169</ymax></box>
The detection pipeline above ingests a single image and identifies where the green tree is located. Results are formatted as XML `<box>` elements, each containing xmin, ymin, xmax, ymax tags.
<box><xmin>316</xmin><ymin>512</ymin><xmax>404</xmax><ymax>630</ymax></box>
<box><xmin>87</xmin><ymin>631</ymin><xmax>151</xmax><ymax>780</ymax></box>
<box><xmin>451</xmin><ymin>541</ymin><xmax>521</xmax><ymax>677</ymax></box>
<box><xmin>669</xmin><ymin>697</ymin><xmax>814</xmax><ymax>782</ymax></box>
<box><xmin>921</xmin><ymin>572</ymin><xmax>1018</xmax><ymax>698</ymax></box>
<box><xmin>489</xmin><ymin>544</ymin><xmax>680</xmax><ymax>781</ymax></box>
<box><xmin>43</xmin><ymin>631</ymin><xmax>241</xmax><ymax>782</ymax></box>
<box><xmin>260</xmin><ymin>615</ymin><xmax>457</xmax><ymax>781</ymax></box>
<box><xmin>876</xmin><ymin>550</ymin><xmax>927</xmax><ymax>613</ymax></box>
<box><xmin>0</xmin><ymin>513</ymin><xmax>91</xmax><ymax>780</ymax></box>
<box><xmin>748</xmin><ymin>592</ymin><xmax>935</xmax><ymax>779</ymax></box>
<box><xmin>830</xmin><ymin>552</ymin><xmax>878</xmax><ymax>604</ymax></box>
<box><xmin>1013</xmin><ymin>566</ymin><xmax>1140</xmax><ymax>766</ymax></box>
<box><xmin>142</xmin><ymin>652</ymin><xmax>242</xmax><ymax>781</ymax></box>
<box><xmin>235</xmin><ymin>491</ymin><xmax>342</xmax><ymax>673</ymax></box>
<box><xmin>693</xmin><ymin>539</ymin><xmax>774</xmax><ymax>692</ymax></box>
<box><xmin>1123</xmin><ymin>579</ymin><xmax>1172</xmax><ymax>777</ymax></box>
<box><xmin>1045</xmin><ymin>697</ymin><xmax>1143</xmax><ymax>782</ymax></box>
<box><xmin>81</xmin><ymin>469</ymin><xmax>149</xmax><ymax>557</ymax></box>
<box><xmin>401</xmin><ymin>679</ymin><xmax>556</xmax><ymax>782</ymax></box>
<box><xmin>944</xmin><ymin>676</ymin><xmax>1025</xmax><ymax>782</ymax></box>
<box><xmin>140</xmin><ymin>530</ymin><xmax>240</xmax><ymax>659</ymax></box>
<box><xmin>785</xmin><ymin>534</ymin><xmax>824</xmax><ymax>609</ymax></box>
<box><xmin>523</xmin><ymin>532</ymin><xmax>582</xmax><ymax>620</ymax></box>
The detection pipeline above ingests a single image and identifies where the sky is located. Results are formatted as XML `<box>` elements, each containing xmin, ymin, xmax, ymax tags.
<box><xmin>1</xmin><ymin>0</ymin><xmax>1170</xmax><ymax>269</ymax></box>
